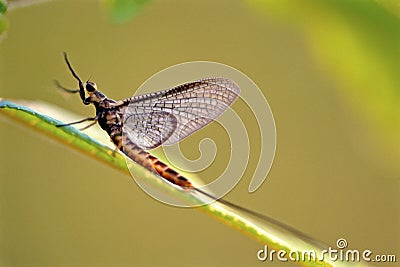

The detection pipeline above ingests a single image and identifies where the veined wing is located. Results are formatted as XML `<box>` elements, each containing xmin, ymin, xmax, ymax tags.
<box><xmin>123</xmin><ymin>77</ymin><xmax>240</xmax><ymax>150</ymax></box>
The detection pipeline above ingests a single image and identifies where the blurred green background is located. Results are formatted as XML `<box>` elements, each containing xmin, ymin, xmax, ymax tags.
<box><xmin>0</xmin><ymin>0</ymin><xmax>399</xmax><ymax>266</ymax></box>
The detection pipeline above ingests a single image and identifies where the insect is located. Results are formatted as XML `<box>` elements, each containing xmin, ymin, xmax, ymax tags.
<box><xmin>56</xmin><ymin>52</ymin><xmax>240</xmax><ymax>198</ymax></box>
<box><xmin>55</xmin><ymin>54</ymin><xmax>322</xmax><ymax>246</ymax></box>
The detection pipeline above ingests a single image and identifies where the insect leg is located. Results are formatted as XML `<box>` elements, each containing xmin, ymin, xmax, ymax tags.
<box><xmin>56</xmin><ymin>117</ymin><xmax>97</xmax><ymax>127</ymax></box>
<box><xmin>78</xmin><ymin>120</ymin><xmax>98</xmax><ymax>131</ymax></box>
<box><xmin>111</xmin><ymin>146</ymin><xmax>120</xmax><ymax>157</ymax></box>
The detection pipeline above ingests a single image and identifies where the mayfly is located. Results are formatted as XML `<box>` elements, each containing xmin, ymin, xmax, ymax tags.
<box><xmin>54</xmin><ymin>53</ymin><xmax>324</xmax><ymax>249</ymax></box>
<box><xmin>54</xmin><ymin>53</ymin><xmax>326</xmax><ymax>248</ymax></box>
<box><xmin>55</xmin><ymin>53</ymin><xmax>246</xmax><ymax>204</ymax></box>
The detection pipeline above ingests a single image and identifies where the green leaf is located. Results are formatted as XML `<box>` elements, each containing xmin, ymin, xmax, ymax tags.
<box><xmin>0</xmin><ymin>0</ymin><xmax>7</xmax><ymax>36</ymax></box>
<box><xmin>0</xmin><ymin>0</ymin><xmax>7</xmax><ymax>14</ymax></box>
<box><xmin>104</xmin><ymin>0</ymin><xmax>152</xmax><ymax>23</ymax></box>
<box><xmin>1</xmin><ymin>99</ymin><xmax>370</xmax><ymax>267</ymax></box>
<box><xmin>0</xmin><ymin>99</ymin><xmax>128</xmax><ymax>173</ymax></box>
<box><xmin>250</xmin><ymin>0</ymin><xmax>400</xmax><ymax>160</ymax></box>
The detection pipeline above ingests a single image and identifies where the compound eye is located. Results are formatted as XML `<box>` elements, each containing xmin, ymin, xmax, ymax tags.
<box><xmin>85</xmin><ymin>81</ymin><xmax>97</xmax><ymax>92</ymax></box>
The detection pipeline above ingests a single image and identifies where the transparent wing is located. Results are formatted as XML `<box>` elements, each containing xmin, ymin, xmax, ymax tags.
<box><xmin>123</xmin><ymin>111</ymin><xmax>178</xmax><ymax>150</ymax></box>
<box><xmin>123</xmin><ymin>77</ymin><xmax>240</xmax><ymax>150</ymax></box>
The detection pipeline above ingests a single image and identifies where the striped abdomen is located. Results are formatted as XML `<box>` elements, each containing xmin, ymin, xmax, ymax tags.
<box><xmin>101</xmin><ymin>107</ymin><xmax>193</xmax><ymax>189</ymax></box>
<box><xmin>112</xmin><ymin>131</ymin><xmax>193</xmax><ymax>188</ymax></box>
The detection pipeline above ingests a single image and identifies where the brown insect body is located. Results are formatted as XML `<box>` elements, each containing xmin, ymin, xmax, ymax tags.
<box><xmin>58</xmin><ymin>53</ymin><xmax>195</xmax><ymax>188</ymax></box>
